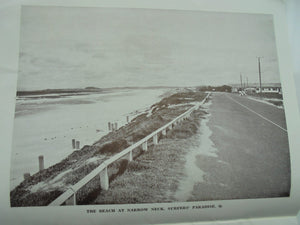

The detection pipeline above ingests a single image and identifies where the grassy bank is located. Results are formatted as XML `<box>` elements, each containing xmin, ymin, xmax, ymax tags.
<box><xmin>93</xmin><ymin>109</ymin><xmax>208</xmax><ymax>204</ymax></box>
<box><xmin>10</xmin><ymin>89</ymin><xmax>207</xmax><ymax>207</ymax></box>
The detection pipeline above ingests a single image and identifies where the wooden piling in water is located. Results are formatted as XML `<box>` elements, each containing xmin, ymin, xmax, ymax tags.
<box><xmin>108</xmin><ymin>122</ymin><xmax>111</xmax><ymax>131</ymax></box>
<box><xmin>111</xmin><ymin>123</ymin><xmax>114</xmax><ymax>131</ymax></box>
<box><xmin>76</xmin><ymin>141</ymin><xmax>80</xmax><ymax>149</ymax></box>
<box><xmin>39</xmin><ymin>155</ymin><xmax>44</xmax><ymax>171</ymax></box>
<box><xmin>72</xmin><ymin>139</ymin><xmax>75</xmax><ymax>149</ymax></box>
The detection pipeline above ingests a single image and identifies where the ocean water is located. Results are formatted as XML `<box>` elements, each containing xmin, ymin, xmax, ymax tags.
<box><xmin>10</xmin><ymin>88</ymin><xmax>167</xmax><ymax>190</ymax></box>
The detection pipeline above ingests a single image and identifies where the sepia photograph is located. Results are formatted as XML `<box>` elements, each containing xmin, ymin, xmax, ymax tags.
<box><xmin>10</xmin><ymin>6</ymin><xmax>291</xmax><ymax>207</ymax></box>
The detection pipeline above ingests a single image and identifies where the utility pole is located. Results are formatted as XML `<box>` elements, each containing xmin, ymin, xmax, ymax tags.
<box><xmin>240</xmin><ymin>73</ymin><xmax>243</xmax><ymax>90</ymax></box>
<box><xmin>246</xmin><ymin>77</ymin><xmax>248</xmax><ymax>88</ymax></box>
<box><xmin>257</xmin><ymin>57</ymin><xmax>263</xmax><ymax>93</ymax></box>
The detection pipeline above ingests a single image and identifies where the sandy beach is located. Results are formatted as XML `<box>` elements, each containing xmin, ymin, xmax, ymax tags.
<box><xmin>10</xmin><ymin>88</ymin><xmax>168</xmax><ymax>190</ymax></box>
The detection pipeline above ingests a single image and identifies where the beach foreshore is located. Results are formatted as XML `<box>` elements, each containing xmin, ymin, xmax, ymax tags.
<box><xmin>11</xmin><ymin>88</ymin><xmax>168</xmax><ymax>190</ymax></box>
<box><xmin>10</xmin><ymin>89</ymin><xmax>208</xmax><ymax>206</ymax></box>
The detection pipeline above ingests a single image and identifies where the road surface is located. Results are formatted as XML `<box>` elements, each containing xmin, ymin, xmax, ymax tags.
<box><xmin>186</xmin><ymin>92</ymin><xmax>290</xmax><ymax>201</ymax></box>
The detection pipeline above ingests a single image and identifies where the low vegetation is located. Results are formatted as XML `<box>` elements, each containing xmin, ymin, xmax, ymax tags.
<box><xmin>247</xmin><ymin>92</ymin><xmax>283</xmax><ymax>107</ymax></box>
<box><xmin>248</xmin><ymin>92</ymin><xmax>283</xmax><ymax>99</ymax></box>
<box><xmin>93</xmin><ymin>110</ymin><xmax>207</xmax><ymax>204</ymax></box>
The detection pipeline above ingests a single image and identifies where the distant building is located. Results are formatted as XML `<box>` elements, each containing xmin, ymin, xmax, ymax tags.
<box><xmin>244</xmin><ymin>87</ymin><xmax>256</xmax><ymax>94</ymax></box>
<box><xmin>256</xmin><ymin>86</ymin><xmax>282</xmax><ymax>94</ymax></box>
<box><xmin>230</xmin><ymin>84</ymin><xmax>282</xmax><ymax>94</ymax></box>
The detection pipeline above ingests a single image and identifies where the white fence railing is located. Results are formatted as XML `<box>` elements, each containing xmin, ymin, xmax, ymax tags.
<box><xmin>49</xmin><ymin>93</ymin><xmax>210</xmax><ymax>206</ymax></box>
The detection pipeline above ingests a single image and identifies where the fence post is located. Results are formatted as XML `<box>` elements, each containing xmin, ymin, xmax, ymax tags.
<box><xmin>38</xmin><ymin>155</ymin><xmax>44</xmax><ymax>171</ymax></box>
<box><xmin>153</xmin><ymin>134</ymin><xmax>158</xmax><ymax>145</ymax></box>
<box><xmin>100</xmin><ymin>167</ymin><xmax>109</xmax><ymax>190</ymax></box>
<box><xmin>65</xmin><ymin>192</ymin><xmax>76</xmax><ymax>205</ymax></box>
<box><xmin>168</xmin><ymin>125</ymin><xmax>172</xmax><ymax>130</ymax></box>
<box><xmin>162</xmin><ymin>129</ymin><xmax>166</xmax><ymax>136</ymax></box>
<box><xmin>142</xmin><ymin>141</ymin><xmax>148</xmax><ymax>151</ymax></box>
<box><xmin>127</xmin><ymin>151</ymin><xmax>133</xmax><ymax>161</ymax></box>
<box><xmin>72</xmin><ymin>139</ymin><xmax>75</xmax><ymax>149</ymax></box>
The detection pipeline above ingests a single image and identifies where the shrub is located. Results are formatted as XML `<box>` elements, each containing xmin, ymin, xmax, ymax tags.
<box><xmin>93</xmin><ymin>139</ymin><xmax>129</xmax><ymax>155</ymax></box>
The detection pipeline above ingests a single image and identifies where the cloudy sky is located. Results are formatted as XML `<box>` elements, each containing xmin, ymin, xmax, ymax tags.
<box><xmin>18</xmin><ymin>6</ymin><xmax>280</xmax><ymax>90</ymax></box>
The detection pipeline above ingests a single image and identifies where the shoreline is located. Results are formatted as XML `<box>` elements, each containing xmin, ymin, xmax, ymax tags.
<box><xmin>10</xmin><ymin>89</ymin><xmax>207</xmax><ymax>206</ymax></box>
<box><xmin>10</xmin><ymin>88</ymin><xmax>168</xmax><ymax>190</ymax></box>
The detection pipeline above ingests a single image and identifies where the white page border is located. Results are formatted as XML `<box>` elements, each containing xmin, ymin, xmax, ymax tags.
<box><xmin>0</xmin><ymin>1</ymin><xmax>299</xmax><ymax>224</ymax></box>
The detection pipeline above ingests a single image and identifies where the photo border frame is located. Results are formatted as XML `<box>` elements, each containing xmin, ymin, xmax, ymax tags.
<box><xmin>0</xmin><ymin>0</ymin><xmax>299</xmax><ymax>224</ymax></box>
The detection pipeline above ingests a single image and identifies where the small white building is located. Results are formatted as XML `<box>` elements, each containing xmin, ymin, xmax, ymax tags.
<box><xmin>256</xmin><ymin>86</ymin><xmax>281</xmax><ymax>94</ymax></box>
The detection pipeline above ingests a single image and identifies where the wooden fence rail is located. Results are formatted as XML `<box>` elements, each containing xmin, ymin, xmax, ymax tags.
<box><xmin>49</xmin><ymin>93</ymin><xmax>210</xmax><ymax>206</ymax></box>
